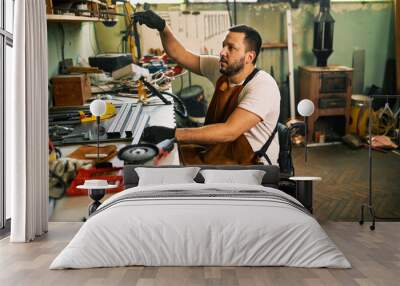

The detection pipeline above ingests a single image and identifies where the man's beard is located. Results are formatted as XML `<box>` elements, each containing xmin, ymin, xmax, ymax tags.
<box><xmin>220</xmin><ymin>57</ymin><xmax>245</xmax><ymax>77</ymax></box>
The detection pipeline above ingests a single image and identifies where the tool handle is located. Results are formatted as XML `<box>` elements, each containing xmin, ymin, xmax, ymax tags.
<box><xmin>141</xmin><ymin>77</ymin><xmax>171</xmax><ymax>105</ymax></box>
<box><xmin>157</xmin><ymin>138</ymin><xmax>175</xmax><ymax>152</ymax></box>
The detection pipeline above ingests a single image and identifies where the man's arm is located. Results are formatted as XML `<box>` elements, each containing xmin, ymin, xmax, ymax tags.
<box><xmin>160</xmin><ymin>26</ymin><xmax>201</xmax><ymax>75</ymax></box>
<box><xmin>134</xmin><ymin>10</ymin><xmax>201</xmax><ymax>75</ymax></box>
<box><xmin>176</xmin><ymin>107</ymin><xmax>261</xmax><ymax>144</ymax></box>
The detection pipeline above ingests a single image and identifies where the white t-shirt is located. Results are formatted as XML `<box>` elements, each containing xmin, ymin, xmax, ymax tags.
<box><xmin>200</xmin><ymin>55</ymin><xmax>281</xmax><ymax>165</ymax></box>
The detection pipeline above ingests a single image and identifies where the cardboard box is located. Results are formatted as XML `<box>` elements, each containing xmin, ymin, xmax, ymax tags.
<box><xmin>52</xmin><ymin>74</ymin><xmax>92</xmax><ymax>106</ymax></box>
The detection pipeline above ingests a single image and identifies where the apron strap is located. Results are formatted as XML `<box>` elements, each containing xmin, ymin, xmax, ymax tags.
<box><xmin>242</xmin><ymin>68</ymin><xmax>260</xmax><ymax>87</ymax></box>
<box><xmin>242</xmin><ymin>68</ymin><xmax>278</xmax><ymax>165</ymax></box>
<box><xmin>255</xmin><ymin>123</ymin><xmax>278</xmax><ymax>165</ymax></box>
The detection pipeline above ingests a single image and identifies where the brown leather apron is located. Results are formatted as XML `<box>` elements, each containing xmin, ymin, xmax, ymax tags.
<box><xmin>179</xmin><ymin>73</ymin><xmax>259</xmax><ymax>165</ymax></box>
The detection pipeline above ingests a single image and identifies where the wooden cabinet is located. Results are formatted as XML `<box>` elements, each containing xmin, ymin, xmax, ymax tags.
<box><xmin>51</xmin><ymin>74</ymin><xmax>92</xmax><ymax>106</ymax></box>
<box><xmin>299</xmin><ymin>65</ymin><xmax>353</xmax><ymax>142</ymax></box>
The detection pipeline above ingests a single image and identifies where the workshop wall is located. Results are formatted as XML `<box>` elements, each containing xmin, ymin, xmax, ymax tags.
<box><xmin>46</xmin><ymin>2</ymin><xmax>394</xmax><ymax>106</ymax></box>
<box><xmin>47</xmin><ymin>22</ymin><xmax>99</xmax><ymax>79</ymax></box>
<box><xmin>147</xmin><ymin>2</ymin><xmax>394</xmax><ymax>101</ymax></box>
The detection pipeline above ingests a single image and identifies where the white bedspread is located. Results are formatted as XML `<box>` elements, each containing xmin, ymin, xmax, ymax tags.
<box><xmin>50</xmin><ymin>183</ymin><xmax>351</xmax><ymax>269</ymax></box>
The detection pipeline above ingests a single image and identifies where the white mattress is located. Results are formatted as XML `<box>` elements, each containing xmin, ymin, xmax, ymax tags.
<box><xmin>50</xmin><ymin>183</ymin><xmax>351</xmax><ymax>269</ymax></box>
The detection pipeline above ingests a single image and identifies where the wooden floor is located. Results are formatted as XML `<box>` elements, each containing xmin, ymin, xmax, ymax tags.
<box><xmin>1</xmin><ymin>221</ymin><xmax>399</xmax><ymax>286</ymax></box>
<box><xmin>50</xmin><ymin>144</ymin><xmax>400</xmax><ymax>222</ymax></box>
<box><xmin>293</xmin><ymin>144</ymin><xmax>400</xmax><ymax>221</ymax></box>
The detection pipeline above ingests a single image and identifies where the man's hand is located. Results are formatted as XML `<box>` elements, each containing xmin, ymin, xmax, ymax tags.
<box><xmin>142</xmin><ymin>126</ymin><xmax>175</xmax><ymax>144</ymax></box>
<box><xmin>133</xmin><ymin>10</ymin><xmax>166</xmax><ymax>32</ymax></box>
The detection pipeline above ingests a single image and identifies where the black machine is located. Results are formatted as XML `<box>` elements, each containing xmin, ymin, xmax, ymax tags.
<box><xmin>88</xmin><ymin>54</ymin><xmax>134</xmax><ymax>73</ymax></box>
<box><xmin>178</xmin><ymin>85</ymin><xmax>208</xmax><ymax>126</ymax></box>
<box><xmin>313</xmin><ymin>0</ymin><xmax>335</xmax><ymax>67</ymax></box>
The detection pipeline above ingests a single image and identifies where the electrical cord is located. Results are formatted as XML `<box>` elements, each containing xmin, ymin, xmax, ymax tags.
<box><xmin>161</xmin><ymin>91</ymin><xmax>188</xmax><ymax>119</ymax></box>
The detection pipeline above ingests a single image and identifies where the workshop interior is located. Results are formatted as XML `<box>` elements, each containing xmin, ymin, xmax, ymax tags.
<box><xmin>41</xmin><ymin>0</ymin><xmax>399</xmax><ymax>223</ymax></box>
<box><xmin>1</xmin><ymin>0</ymin><xmax>400</xmax><ymax>282</ymax></box>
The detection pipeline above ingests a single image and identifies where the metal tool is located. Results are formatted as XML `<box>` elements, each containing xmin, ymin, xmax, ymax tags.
<box><xmin>118</xmin><ymin>138</ymin><xmax>175</xmax><ymax>164</ymax></box>
<box><xmin>141</xmin><ymin>77</ymin><xmax>171</xmax><ymax>105</ymax></box>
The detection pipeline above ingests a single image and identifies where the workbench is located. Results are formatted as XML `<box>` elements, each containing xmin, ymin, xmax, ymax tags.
<box><xmin>57</xmin><ymin>95</ymin><xmax>180</xmax><ymax>167</ymax></box>
<box><xmin>50</xmin><ymin>96</ymin><xmax>180</xmax><ymax>222</ymax></box>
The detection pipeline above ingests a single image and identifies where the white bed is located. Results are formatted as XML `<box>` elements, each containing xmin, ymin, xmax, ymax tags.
<box><xmin>50</xmin><ymin>182</ymin><xmax>351</xmax><ymax>269</ymax></box>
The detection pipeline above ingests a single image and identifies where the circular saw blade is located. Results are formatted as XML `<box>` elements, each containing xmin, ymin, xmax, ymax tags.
<box><xmin>118</xmin><ymin>144</ymin><xmax>159</xmax><ymax>164</ymax></box>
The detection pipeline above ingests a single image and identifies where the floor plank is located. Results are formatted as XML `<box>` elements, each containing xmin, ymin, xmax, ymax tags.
<box><xmin>49</xmin><ymin>145</ymin><xmax>400</xmax><ymax>222</ymax></box>
<box><xmin>1</xmin><ymin>222</ymin><xmax>399</xmax><ymax>286</ymax></box>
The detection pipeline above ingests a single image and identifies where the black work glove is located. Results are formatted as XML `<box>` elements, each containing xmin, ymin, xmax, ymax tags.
<box><xmin>133</xmin><ymin>10</ymin><xmax>166</xmax><ymax>32</ymax></box>
<box><xmin>142</xmin><ymin>126</ymin><xmax>175</xmax><ymax>144</ymax></box>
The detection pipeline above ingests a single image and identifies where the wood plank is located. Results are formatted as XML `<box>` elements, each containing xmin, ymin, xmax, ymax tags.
<box><xmin>261</xmin><ymin>43</ymin><xmax>288</xmax><ymax>49</ymax></box>
<box><xmin>1</xmin><ymin>222</ymin><xmax>400</xmax><ymax>285</ymax></box>
<box><xmin>46</xmin><ymin>14</ymin><xmax>117</xmax><ymax>23</ymax></box>
<box><xmin>47</xmin><ymin>14</ymin><xmax>103</xmax><ymax>22</ymax></box>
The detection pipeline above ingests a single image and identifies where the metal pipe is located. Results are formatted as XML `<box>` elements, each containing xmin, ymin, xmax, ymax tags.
<box><xmin>286</xmin><ymin>9</ymin><xmax>296</xmax><ymax>119</ymax></box>
<box><xmin>96</xmin><ymin>116</ymin><xmax>100</xmax><ymax>161</ymax></box>
<box><xmin>368</xmin><ymin>97</ymin><xmax>372</xmax><ymax>206</ymax></box>
<box><xmin>305</xmin><ymin>116</ymin><xmax>308</xmax><ymax>163</ymax></box>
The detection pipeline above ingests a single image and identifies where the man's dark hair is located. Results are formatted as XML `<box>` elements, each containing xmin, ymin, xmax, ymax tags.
<box><xmin>229</xmin><ymin>25</ymin><xmax>262</xmax><ymax>65</ymax></box>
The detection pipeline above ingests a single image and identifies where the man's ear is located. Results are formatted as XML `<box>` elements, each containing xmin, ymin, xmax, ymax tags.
<box><xmin>246</xmin><ymin>51</ymin><xmax>256</xmax><ymax>64</ymax></box>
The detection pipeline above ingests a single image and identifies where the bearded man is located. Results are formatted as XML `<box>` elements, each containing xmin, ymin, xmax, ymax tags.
<box><xmin>134</xmin><ymin>10</ymin><xmax>280</xmax><ymax>165</ymax></box>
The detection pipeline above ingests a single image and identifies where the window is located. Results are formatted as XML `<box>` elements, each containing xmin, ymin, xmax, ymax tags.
<box><xmin>1</xmin><ymin>0</ymin><xmax>14</xmax><ymax>231</ymax></box>
<box><xmin>5</xmin><ymin>0</ymin><xmax>12</xmax><ymax>33</ymax></box>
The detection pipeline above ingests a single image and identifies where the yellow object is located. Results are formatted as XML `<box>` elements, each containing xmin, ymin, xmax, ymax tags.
<box><xmin>49</xmin><ymin>151</ymin><xmax>57</xmax><ymax>162</ymax></box>
<box><xmin>137</xmin><ymin>80</ymin><xmax>147</xmax><ymax>102</ymax></box>
<box><xmin>349</xmin><ymin>95</ymin><xmax>370</xmax><ymax>137</ymax></box>
<box><xmin>80</xmin><ymin>102</ymin><xmax>117</xmax><ymax>123</ymax></box>
<box><xmin>122</xmin><ymin>2</ymin><xmax>138</xmax><ymax>62</ymax></box>
<box><xmin>349</xmin><ymin>104</ymin><xmax>369</xmax><ymax>137</ymax></box>
<box><xmin>371</xmin><ymin>108</ymin><xmax>396</xmax><ymax>135</ymax></box>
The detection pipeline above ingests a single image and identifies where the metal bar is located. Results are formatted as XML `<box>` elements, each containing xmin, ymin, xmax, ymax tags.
<box><xmin>304</xmin><ymin>117</ymin><xmax>308</xmax><ymax>163</ymax></box>
<box><xmin>368</xmin><ymin>97</ymin><xmax>373</xmax><ymax>206</ymax></box>
<box><xmin>107</xmin><ymin>103</ymin><xmax>129</xmax><ymax>133</ymax></box>
<box><xmin>131</xmin><ymin>113</ymin><xmax>149</xmax><ymax>145</ymax></box>
<box><xmin>124</xmin><ymin>102</ymin><xmax>143</xmax><ymax>138</ymax></box>
<box><xmin>286</xmin><ymin>9</ymin><xmax>296</xmax><ymax>119</ymax></box>
<box><xmin>113</xmin><ymin>103</ymin><xmax>131</xmax><ymax>136</ymax></box>
<box><xmin>106</xmin><ymin>103</ymin><xmax>131</xmax><ymax>137</ymax></box>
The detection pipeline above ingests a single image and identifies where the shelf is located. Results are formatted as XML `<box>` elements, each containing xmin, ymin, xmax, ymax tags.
<box><xmin>47</xmin><ymin>14</ymin><xmax>116</xmax><ymax>23</ymax></box>
<box><xmin>87</xmin><ymin>0</ymin><xmax>108</xmax><ymax>7</ymax></box>
<box><xmin>261</xmin><ymin>43</ymin><xmax>288</xmax><ymax>49</ymax></box>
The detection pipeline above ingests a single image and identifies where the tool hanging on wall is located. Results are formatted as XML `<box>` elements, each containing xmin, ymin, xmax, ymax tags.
<box><xmin>121</xmin><ymin>1</ymin><xmax>141</xmax><ymax>62</ymax></box>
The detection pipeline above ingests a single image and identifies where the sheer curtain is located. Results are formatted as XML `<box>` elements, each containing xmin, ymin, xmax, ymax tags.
<box><xmin>8</xmin><ymin>0</ymin><xmax>48</xmax><ymax>242</ymax></box>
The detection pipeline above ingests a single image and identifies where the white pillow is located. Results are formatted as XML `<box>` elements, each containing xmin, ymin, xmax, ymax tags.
<box><xmin>135</xmin><ymin>167</ymin><xmax>200</xmax><ymax>186</ymax></box>
<box><xmin>200</xmin><ymin>169</ymin><xmax>265</xmax><ymax>185</ymax></box>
